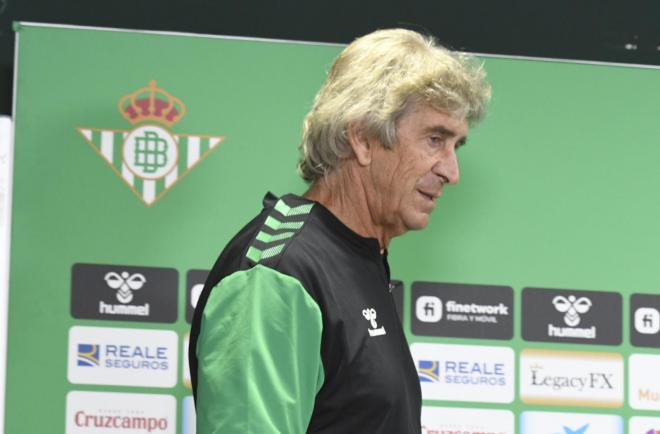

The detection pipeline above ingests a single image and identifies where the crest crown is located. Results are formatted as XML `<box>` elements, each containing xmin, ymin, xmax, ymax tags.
<box><xmin>118</xmin><ymin>80</ymin><xmax>186</xmax><ymax>127</ymax></box>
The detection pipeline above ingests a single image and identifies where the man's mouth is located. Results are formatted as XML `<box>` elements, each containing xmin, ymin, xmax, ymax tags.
<box><xmin>418</xmin><ymin>190</ymin><xmax>439</xmax><ymax>202</ymax></box>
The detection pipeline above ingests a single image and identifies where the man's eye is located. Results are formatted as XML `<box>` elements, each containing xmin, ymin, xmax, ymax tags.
<box><xmin>429</xmin><ymin>136</ymin><xmax>444</xmax><ymax>146</ymax></box>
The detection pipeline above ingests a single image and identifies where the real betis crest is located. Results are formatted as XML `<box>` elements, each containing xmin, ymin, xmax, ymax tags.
<box><xmin>77</xmin><ymin>81</ymin><xmax>224</xmax><ymax>206</ymax></box>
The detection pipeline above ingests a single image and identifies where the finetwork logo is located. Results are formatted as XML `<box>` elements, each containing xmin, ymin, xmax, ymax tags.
<box><xmin>522</xmin><ymin>287</ymin><xmax>621</xmax><ymax>345</ymax></box>
<box><xmin>411</xmin><ymin>343</ymin><xmax>514</xmax><ymax>403</ymax></box>
<box><xmin>520</xmin><ymin>349</ymin><xmax>623</xmax><ymax>408</ymax></box>
<box><xmin>631</xmin><ymin>294</ymin><xmax>660</xmax><ymax>348</ymax></box>
<box><xmin>71</xmin><ymin>263</ymin><xmax>178</xmax><ymax>323</ymax></box>
<box><xmin>421</xmin><ymin>406</ymin><xmax>514</xmax><ymax>434</ymax></box>
<box><xmin>66</xmin><ymin>391</ymin><xmax>176</xmax><ymax>434</ymax></box>
<box><xmin>411</xmin><ymin>282</ymin><xmax>513</xmax><ymax>340</ymax></box>
<box><xmin>635</xmin><ymin>308</ymin><xmax>660</xmax><ymax>334</ymax></box>
<box><xmin>68</xmin><ymin>326</ymin><xmax>178</xmax><ymax>388</ymax></box>
<box><xmin>416</xmin><ymin>296</ymin><xmax>442</xmax><ymax>323</ymax></box>
<box><xmin>521</xmin><ymin>411</ymin><xmax>623</xmax><ymax>434</ymax></box>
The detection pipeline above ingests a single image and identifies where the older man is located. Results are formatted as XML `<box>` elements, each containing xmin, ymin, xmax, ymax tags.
<box><xmin>189</xmin><ymin>28</ymin><xmax>491</xmax><ymax>434</ymax></box>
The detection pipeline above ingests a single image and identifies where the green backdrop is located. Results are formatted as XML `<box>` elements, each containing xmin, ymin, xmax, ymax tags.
<box><xmin>8</xmin><ymin>22</ymin><xmax>660</xmax><ymax>434</ymax></box>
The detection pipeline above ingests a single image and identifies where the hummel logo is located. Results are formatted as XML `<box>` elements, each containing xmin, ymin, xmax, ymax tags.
<box><xmin>362</xmin><ymin>308</ymin><xmax>386</xmax><ymax>337</ymax></box>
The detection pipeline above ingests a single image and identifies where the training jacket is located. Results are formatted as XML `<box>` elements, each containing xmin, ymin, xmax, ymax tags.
<box><xmin>189</xmin><ymin>192</ymin><xmax>421</xmax><ymax>434</ymax></box>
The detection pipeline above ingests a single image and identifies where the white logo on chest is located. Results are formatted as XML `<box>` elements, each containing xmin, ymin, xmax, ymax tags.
<box><xmin>362</xmin><ymin>308</ymin><xmax>387</xmax><ymax>337</ymax></box>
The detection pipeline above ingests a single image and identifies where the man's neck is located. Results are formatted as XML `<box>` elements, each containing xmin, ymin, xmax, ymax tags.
<box><xmin>303</xmin><ymin>167</ymin><xmax>392</xmax><ymax>250</ymax></box>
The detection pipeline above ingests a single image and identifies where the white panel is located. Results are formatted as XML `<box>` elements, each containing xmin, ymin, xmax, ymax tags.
<box><xmin>0</xmin><ymin>115</ymin><xmax>12</xmax><ymax>434</ymax></box>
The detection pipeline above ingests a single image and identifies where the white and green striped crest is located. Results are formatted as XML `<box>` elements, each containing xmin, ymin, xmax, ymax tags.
<box><xmin>77</xmin><ymin>126</ymin><xmax>223</xmax><ymax>206</ymax></box>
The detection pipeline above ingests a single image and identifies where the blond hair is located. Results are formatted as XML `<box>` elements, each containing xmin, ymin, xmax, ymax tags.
<box><xmin>298</xmin><ymin>28</ymin><xmax>492</xmax><ymax>182</ymax></box>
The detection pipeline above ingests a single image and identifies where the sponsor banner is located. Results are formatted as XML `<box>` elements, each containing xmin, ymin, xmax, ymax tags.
<box><xmin>186</xmin><ymin>269</ymin><xmax>208</xmax><ymax>323</ymax></box>
<box><xmin>520</xmin><ymin>349</ymin><xmax>623</xmax><ymax>408</ymax></box>
<box><xmin>66</xmin><ymin>390</ymin><xmax>175</xmax><ymax>433</ymax></box>
<box><xmin>410</xmin><ymin>343</ymin><xmax>515</xmax><ymax>403</ymax></box>
<box><xmin>421</xmin><ymin>406</ymin><xmax>514</xmax><ymax>434</ymax></box>
<box><xmin>183</xmin><ymin>333</ymin><xmax>191</xmax><ymax>388</ymax></box>
<box><xmin>68</xmin><ymin>326</ymin><xmax>178</xmax><ymax>388</ymax></box>
<box><xmin>629</xmin><ymin>416</ymin><xmax>660</xmax><ymax>434</ymax></box>
<box><xmin>390</xmin><ymin>280</ymin><xmax>404</xmax><ymax>324</ymax></box>
<box><xmin>520</xmin><ymin>411</ymin><xmax>623</xmax><ymax>434</ymax></box>
<box><xmin>629</xmin><ymin>354</ymin><xmax>660</xmax><ymax>410</ymax></box>
<box><xmin>71</xmin><ymin>263</ymin><xmax>178</xmax><ymax>323</ymax></box>
<box><xmin>631</xmin><ymin>293</ymin><xmax>660</xmax><ymax>348</ymax></box>
<box><xmin>521</xmin><ymin>287</ymin><xmax>622</xmax><ymax>345</ymax></box>
<box><xmin>182</xmin><ymin>396</ymin><xmax>196</xmax><ymax>434</ymax></box>
<box><xmin>411</xmin><ymin>281</ymin><xmax>513</xmax><ymax>340</ymax></box>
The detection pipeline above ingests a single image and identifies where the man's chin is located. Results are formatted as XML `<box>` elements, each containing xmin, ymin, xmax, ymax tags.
<box><xmin>404</xmin><ymin>213</ymin><xmax>431</xmax><ymax>231</ymax></box>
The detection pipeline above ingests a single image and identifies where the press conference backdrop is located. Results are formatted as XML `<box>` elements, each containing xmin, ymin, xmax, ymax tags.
<box><xmin>7</xmin><ymin>22</ymin><xmax>660</xmax><ymax>434</ymax></box>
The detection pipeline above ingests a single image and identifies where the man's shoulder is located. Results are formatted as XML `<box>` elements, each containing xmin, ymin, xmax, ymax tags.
<box><xmin>206</xmin><ymin>193</ymin><xmax>323</xmax><ymax>283</ymax></box>
<box><xmin>242</xmin><ymin>192</ymin><xmax>323</xmax><ymax>270</ymax></box>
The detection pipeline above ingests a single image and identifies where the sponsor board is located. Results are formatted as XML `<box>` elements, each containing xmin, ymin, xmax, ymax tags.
<box><xmin>182</xmin><ymin>396</ymin><xmax>196</xmax><ymax>434</ymax></box>
<box><xmin>520</xmin><ymin>411</ymin><xmax>623</xmax><ymax>434</ymax></box>
<box><xmin>66</xmin><ymin>390</ymin><xmax>175</xmax><ymax>433</ymax></box>
<box><xmin>411</xmin><ymin>282</ymin><xmax>513</xmax><ymax>340</ymax></box>
<box><xmin>522</xmin><ymin>287</ymin><xmax>621</xmax><ymax>345</ymax></box>
<box><xmin>68</xmin><ymin>326</ymin><xmax>178</xmax><ymax>388</ymax></box>
<box><xmin>410</xmin><ymin>343</ymin><xmax>515</xmax><ymax>403</ymax></box>
<box><xmin>421</xmin><ymin>406</ymin><xmax>514</xmax><ymax>434</ymax></box>
<box><xmin>520</xmin><ymin>349</ymin><xmax>623</xmax><ymax>408</ymax></box>
<box><xmin>71</xmin><ymin>263</ymin><xmax>178</xmax><ymax>323</ymax></box>
<box><xmin>186</xmin><ymin>269</ymin><xmax>208</xmax><ymax>323</ymax></box>
<box><xmin>631</xmin><ymin>293</ymin><xmax>660</xmax><ymax>348</ymax></box>
<box><xmin>629</xmin><ymin>416</ymin><xmax>660</xmax><ymax>434</ymax></box>
<box><xmin>183</xmin><ymin>333</ymin><xmax>191</xmax><ymax>388</ymax></box>
<box><xmin>629</xmin><ymin>354</ymin><xmax>660</xmax><ymax>410</ymax></box>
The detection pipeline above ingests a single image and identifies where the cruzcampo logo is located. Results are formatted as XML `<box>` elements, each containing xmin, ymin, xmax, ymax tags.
<box><xmin>77</xmin><ymin>80</ymin><xmax>224</xmax><ymax>206</ymax></box>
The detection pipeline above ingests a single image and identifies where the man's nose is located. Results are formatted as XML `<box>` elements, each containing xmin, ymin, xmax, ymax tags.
<box><xmin>433</xmin><ymin>149</ymin><xmax>460</xmax><ymax>185</ymax></box>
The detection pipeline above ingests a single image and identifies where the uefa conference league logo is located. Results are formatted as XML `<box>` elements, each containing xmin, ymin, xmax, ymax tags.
<box><xmin>76</xmin><ymin>80</ymin><xmax>224</xmax><ymax>206</ymax></box>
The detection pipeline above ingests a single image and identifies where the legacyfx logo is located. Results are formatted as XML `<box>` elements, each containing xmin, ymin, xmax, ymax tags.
<box><xmin>520</xmin><ymin>349</ymin><xmax>623</xmax><ymax>408</ymax></box>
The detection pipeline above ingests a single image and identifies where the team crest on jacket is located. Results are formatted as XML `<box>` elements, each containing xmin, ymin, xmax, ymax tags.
<box><xmin>76</xmin><ymin>80</ymin><xmax>224</xmax><ymax>206</ymax></box>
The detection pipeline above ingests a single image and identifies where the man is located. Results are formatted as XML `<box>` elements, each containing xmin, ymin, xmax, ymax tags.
<box><xmin>189</xmin><ymin>28</ymin><xmax>491</xmax><ymax>433</ymax></box>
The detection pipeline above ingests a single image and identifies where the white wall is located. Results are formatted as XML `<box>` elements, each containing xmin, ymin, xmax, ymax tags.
<box><xmin>0</xmin><ymin>115</ymin><xmax>13</xmax><ymax>434</ymax></box>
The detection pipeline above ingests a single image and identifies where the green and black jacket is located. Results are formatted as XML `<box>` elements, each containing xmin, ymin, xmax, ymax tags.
<box><xmin>189</xmin><ymin>193</ymin><xmax>421</xmax><ymax>434</ymax></box>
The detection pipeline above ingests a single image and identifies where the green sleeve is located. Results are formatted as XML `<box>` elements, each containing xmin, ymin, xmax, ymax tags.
<box><xmin>195</xmin><ymin>264</ymin><xmax>325</xmax><ymax>434</ymax></box>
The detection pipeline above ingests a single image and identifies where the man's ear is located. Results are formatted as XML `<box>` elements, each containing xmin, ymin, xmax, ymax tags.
<box><xmin>346</xmin><ymin>122</ymin><xmax>372</xmax><ymax>166</ymax></box>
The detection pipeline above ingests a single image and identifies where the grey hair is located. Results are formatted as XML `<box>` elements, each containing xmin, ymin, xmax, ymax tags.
<box><xmin>297</xmin><ymin>28</ymin><xmax>492</xmax><ymax>182</ymax></box>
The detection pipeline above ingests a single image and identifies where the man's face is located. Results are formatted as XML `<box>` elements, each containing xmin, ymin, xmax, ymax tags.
<box><xmin>367</xmin><ymin>104</ymin><xmax>468</xmax><ymax>234</ymax></box>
